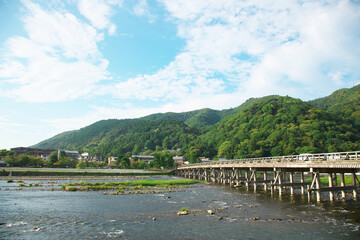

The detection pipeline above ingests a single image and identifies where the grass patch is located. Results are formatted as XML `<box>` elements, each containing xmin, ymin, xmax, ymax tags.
<box><xmin>62</xmin><ymin>179</ymin><xmax>199</xmax><ymax>192</ymax></box>
<box><xmin>0</xmin><ymin>169</ymin><xmax>175</xmax><ymax>177</ymax></box>
<box><xmin>305</xmin><ymin>175</ymin><xmax>355</xmax><ymax>185</ymax></box>
<box><xmin>7</xmin><ymin>179</ymin><xmax>13</xmax><ymax>183</ymax></box>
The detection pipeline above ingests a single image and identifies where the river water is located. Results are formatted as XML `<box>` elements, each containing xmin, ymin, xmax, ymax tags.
<box><xmin>0</xmin><ymin>176</ymin><xmax>359</xmax><ymax>240</ymax></box>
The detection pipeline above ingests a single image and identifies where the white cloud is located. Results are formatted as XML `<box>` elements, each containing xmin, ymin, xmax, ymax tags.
<box><xmin>133</xmin><ymin>0</ymin><xmax>156</xmax><ymax>23</ymax></box>
<box><xmin>2</xmin><ymin>0</ymin><xmax>360</xmax><ymax>139</ymax></box>
<box><xmin>78</xmin><ymin>0</ymin><xmax>123</xmax><ymax>35</ymax></box>
<box><xmin>0</xmin><ymin>0</ymin><xmax>109</xmax><ymax>102</ymax></box>
<box><xmin>109</xmin><ymin>0</ymin><xmax>360</xmax><ymax>105</ymax></box>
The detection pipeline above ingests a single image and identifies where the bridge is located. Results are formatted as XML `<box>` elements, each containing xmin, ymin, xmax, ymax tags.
<box><xmin>177</xmin><ymin>151</ymin><xmax>360</xmax><ymax>202</ymax></box>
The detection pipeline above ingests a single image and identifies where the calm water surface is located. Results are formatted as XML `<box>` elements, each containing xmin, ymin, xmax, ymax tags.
<box><xmin>0</xmin><ymin>177</ymin><xmax>359</xmax><ymax>240</ymax></box>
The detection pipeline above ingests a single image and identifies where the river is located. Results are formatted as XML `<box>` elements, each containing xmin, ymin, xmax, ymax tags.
<box><xmin>0</xmin><ymin>176</ymin><xmax>359</xmax><ymax>239</ymax></box>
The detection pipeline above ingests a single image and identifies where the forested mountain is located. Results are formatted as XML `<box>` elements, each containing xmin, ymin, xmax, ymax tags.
<box><xmin>197</xmin><ymin>96</ymin><xmax>359</xmax><ymax>159</ymax></box>
<box><xmin>309</xmin><ymin>84</ymin><xmax>360</xmax><ymax>128</ymax></box>
<box><xmin>32</xmin><ymin>85</ymin><xmax>360</xmax><ymax>160</ymax></box>
<box><xmin>34</xmin><ymin>119</ymin><xmax>199</xmax><ymax>157</ymax></box>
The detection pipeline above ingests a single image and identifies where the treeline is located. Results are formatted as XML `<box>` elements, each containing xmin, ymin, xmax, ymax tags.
<box><xmin>0</xmin><ymin>149</ymin><xmax>175</xmax><ymax>169</ymax></box>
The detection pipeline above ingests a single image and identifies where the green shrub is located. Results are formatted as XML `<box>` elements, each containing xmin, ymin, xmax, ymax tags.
<box><xmin>180</xmin><ymin>207</ymin><xmax>189</xmax><ymax>212</ymax></box>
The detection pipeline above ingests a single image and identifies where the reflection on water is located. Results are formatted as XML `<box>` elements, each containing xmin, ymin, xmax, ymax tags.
<box><xmin>0</xmin><ymin>177</ymin><xmax>359</xmax><ymax>240</ymax></box>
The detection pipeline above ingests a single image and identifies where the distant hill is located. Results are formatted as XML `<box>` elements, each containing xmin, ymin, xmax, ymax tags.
<box><xmin>32</xmin><ymin>84</ymin><xmax>360</xmax><ymax>160</ymax></box>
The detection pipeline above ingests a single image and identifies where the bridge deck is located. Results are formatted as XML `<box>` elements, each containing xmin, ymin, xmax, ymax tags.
<box><xmin>177</xmin><ymin>151</ymin><xmax>360</xmax><ymax>202</ymax></box>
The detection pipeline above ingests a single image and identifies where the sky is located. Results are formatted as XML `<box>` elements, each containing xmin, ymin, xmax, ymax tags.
<box><xmin>0</xmin><ymin>0</ymin><xmax>360</xmax><ymax>150</ymax></box>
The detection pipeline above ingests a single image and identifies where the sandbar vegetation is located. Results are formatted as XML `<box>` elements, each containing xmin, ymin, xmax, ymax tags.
<box><xmin>61</xmin><ymin>179</ymin><xmax>199</xmax><ymax>193</ymax></box>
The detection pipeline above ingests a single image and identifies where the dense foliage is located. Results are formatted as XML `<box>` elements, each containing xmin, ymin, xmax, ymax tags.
<box><xmin>309</xmin><ymin>84</ymin><xmax>360</xmax><ymax>129</ymax></box>
<box><xmin>198</xmin><ymin>96</ymin><xmax>359</xmax><ymax>159</ymax></box>
<box><xmin>30</xmin><ymin>85</ymin><xmax>360</xmax><ymax>161</ymax></box>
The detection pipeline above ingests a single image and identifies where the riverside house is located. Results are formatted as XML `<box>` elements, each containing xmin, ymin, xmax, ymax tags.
<box><xmin>130</xmin><ymin>155</ymin><xmax>154</xmax><ymax>163</ymax></box>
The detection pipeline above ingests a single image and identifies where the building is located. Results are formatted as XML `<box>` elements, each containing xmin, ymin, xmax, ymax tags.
<box><xmin>107</xmin><ymin>156</ymin><xmax>118</xmax><ymax>165</ymax></box>
<box><xmin>11</xmin><ymin>147</ymin><xmax>56</xmax><ymax>160</ymax></box>
<box><xmin>173</xmin><ymin>156</ymin><xmax>186</xmax><ymax>165</ymax></box>
<box><xmin>130</xmin><ymin>155</ymin><xmax>154</xmax><ymax>163</ymax></box>
<box><xmin>79</xmin><ymin>152</ymin><xmax>103</xmax><ymax>162</ymax></box>
<box><xmin>218</xmin><ymin>158</ymin><xmax>229</xmax><ymax>162</ymax></box>
<box><xmin>0</xmin><ymin>160</ymin><xmax>8</xmax><ymax>167</ymax></box>
<box><xmin>80</xmin><ymin>152</ymin><xmax>89</xmax><ymax>160</ymax></box>
<box><xmin>163</xmin><ymin>148</ymin><xmax>181</xmax><ymax>153</ymax></box>
<box><xmin>61</xmin><ymin>150</ymin><xmax>80</xmax><ymax>160</ymax></box>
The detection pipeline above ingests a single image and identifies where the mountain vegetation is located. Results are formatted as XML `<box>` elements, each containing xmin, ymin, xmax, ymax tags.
<box><xmin>309</xmin><ymin>84</ymin><xmax>360</xmax><ymax>129</ymax></box>
<box><xmin>32</xmin><ymin>85</ymin><xmax>360</xmax><ymax>162</ymax></box>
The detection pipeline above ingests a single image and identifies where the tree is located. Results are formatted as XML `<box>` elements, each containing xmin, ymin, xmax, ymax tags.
<box><xmin>49</xmin><ymin>152</ymin><xmax>58</xmax><ymax>166</ymax></box>
<box><xmin>0</xmin><ymin>149</ymin><xmax>7</xmax><ymax>157</ymax></box>
<box><xmin>120</xmin><ymin>156</ymin><xmax>130</xmax><ymax>169</ymax></box>
<box><xmin>144</xmin><ymin>140</ymin><xmax>155</xmax><ymax>150</ymax></box>
<box><xmin>132</xmin><ymin>145</ymin><xmax>140</xmax><ymax>155</ymax></box>
<box><xmin>187</xmin><ymin>147</ymin><xmax>202</xmax><ymax>163</ymax></box>
<box><xmin>59</xmin><ymin>151</ymin><xmax>66</xmax><ymax>160</ymax></box>
<box><xmin>138</xmin><ymin>160</ymin><xmax>148</xmax><ymax>169</ymax></box>
<box><xmin>76</xmin><ymin>160</ymin><xmax>87</xmax><ymax>169</ymax></box>
<box><xmin>218</xmin><ymin>141</ymin><xmax>233</xmax><ymax>159</ymax></box>
<box><xmin>152</xmin><ymin>152</ymin><xmax>174</xmax><ymax>169</ymax></box>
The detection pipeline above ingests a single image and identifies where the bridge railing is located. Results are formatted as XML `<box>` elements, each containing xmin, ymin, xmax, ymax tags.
<box><xmin>185</xmin><ymin>151</ymin><xmax>360</xmax><ymax>167</ymax></box>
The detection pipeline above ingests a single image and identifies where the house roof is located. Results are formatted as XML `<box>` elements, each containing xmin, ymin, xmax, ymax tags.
<box><xmin>65</xmin><ymin>150</ymin><xmax>79</xmax><ymax>154</ymax></box>
<box><xmin>131</xmin><ymin>155</ymin><xmax>154</xmax><ymax>159</ymax></box>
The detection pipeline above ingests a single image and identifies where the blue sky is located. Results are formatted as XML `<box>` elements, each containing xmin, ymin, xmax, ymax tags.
<box><xmin>1</xmin><ymin>0</ymin><xmax>360</xmax><ymax>150</ymax></box>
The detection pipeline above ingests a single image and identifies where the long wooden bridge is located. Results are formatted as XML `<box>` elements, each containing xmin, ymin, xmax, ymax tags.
<box><xmin>177</xmin><ymin>151</ymin><xmax>360</xmax><ymax>202</ymax></box>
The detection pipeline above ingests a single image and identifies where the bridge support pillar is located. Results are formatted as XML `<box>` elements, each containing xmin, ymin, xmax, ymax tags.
<box><xmin>340</xmin><ymin>173</ymin><xmax>346</xmax><ymax>199</ymax></box>
<box><xmin>253</xmin><ymin>170</ymin><xmax>257</xmax><ymax>192</ymax></box>
<box><xmin>245</xmin><ymin>170</ymin><xmax>249</xmax><ymax>189</ymax></box>
<box><xmin>263</xmin><ymin>171</ymin><xmax>267</xmax><ymax>191</ymax></box>
<box><xmin>328</xmin><ymin>173</ymin><xmax>334</xmax><ymax>201</ymax></box>
<box><xmin>315</xmin><ymin>172</ymin><xmax>321</xmax><ymax>202</ymax></box>
<box><xmin>289</xmin><ymin>172</ymin><xmax>294</xmax><ymax>195</ymax></box>
<box><xmin>300</xmin><ymin>172</ymin><xmax>305</xmax><ymax>195</ymax></box>
<box><xmin>352</xmin><ymin>172</ymin><xmax>358</xmax><ymax>200</ymax></box>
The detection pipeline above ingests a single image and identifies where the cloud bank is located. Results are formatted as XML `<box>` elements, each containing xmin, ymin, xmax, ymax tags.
<box><xmin>111</xmin><ymin>0</ymin><xmax>360</xmax><ymax>105</ymax></box>
<box><xmin>0</xmin><ymin>0</ymin><xmax>359</xmax><ymax>135</ymax></box>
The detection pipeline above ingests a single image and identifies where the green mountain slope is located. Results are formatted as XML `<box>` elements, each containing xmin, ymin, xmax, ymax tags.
<box><xmin>33</xmin><ymin>119</ymin><xmax>200</xmax><ymax>157</ymax></box>
<box><xmin>33</xmin><ymin>119</ymin><xmax>122</xmax><ymax>149</ymax></box>
<box><xmin>32</xmin><ymin>85</ymin><xmax>360</xmax><ymax>159</ymax></box>
<box><xmin>309</xmin><ymin>84</ymin><xmax>360</xmax><ymax>127</ymax></box>
<box><xmin>198</xmin><ymin>96</ymin><xmax>359</xmax><ymax>159</ymax></box>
